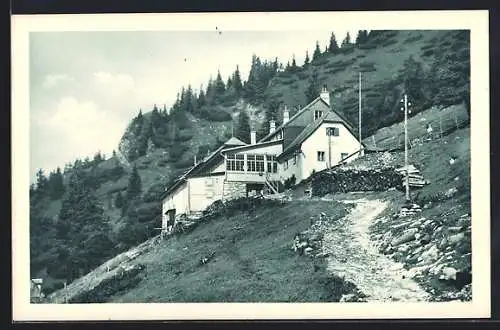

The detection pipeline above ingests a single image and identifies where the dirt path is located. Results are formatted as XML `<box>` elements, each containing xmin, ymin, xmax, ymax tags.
<box><xmin>322</xmin><ymin>198</ymin><xmax>430</xmax><ymax>302</ymax></box>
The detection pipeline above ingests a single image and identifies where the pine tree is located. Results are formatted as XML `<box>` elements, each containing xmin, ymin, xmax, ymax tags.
<box><xmin>399</xmin><ymin>55</ymin><xmax>427</xmax><ymax>113</ymax></box>
<box><xmin>291</xmin><ymin>55</ymin><xmax>297</xmax><ymax>72</ymax></box>
<box><xmin>236</xmin><ymin>110</ymin><xmax>251</xmax><ymax>144</ymax></box>
<box><xmin>328</xmin><ymin>32</ymin><xmax>339</xmax><ymax>54</ymax></box>
<box><xmin>114</xmin><ymin>191</ymin><xmax>124</xmax><ymax>208</ymax></box>
<box><xmin>55</xmin><ymin>168</ymin><xmax>113</xmax><ymax>280</ymax></box>
<box><xmin>341</xmin><ymin>32</ymin><xmax>353</xmax><ymax>52</ymax></box>
<box><xmin>304</xmin><ymin>50</ymin><xmax>310</xmax><ymax>65</ymax></box>
<box><xmin>48</xmin><ymin>167</ymin><xmax>65</xmax><ymax>199</ymax></box>
<box><xmin>313</xmin><ymin>41</ymin><xmax>322</xmax><ymax>60</ymax></box>
<box><xmin>35</xmin><ymin>169</ymin><xmax>48</xmax><ymax>193</ymax></box>
<box><xmin>125</xmin><ymin>165</ymin><xmax>142</xmax><ymax>203</ymax></box>
<box><xmin>305</xmin><ymin>70</ymin><xmax>321</xmax><ymax>104</ymax></box>
<box><xmin>355</xmin><ymin>30</ymin><xmax>369</xmax><ymax>45</ymax></box>
<box><xmin>232</xmin><ymin>65</ymin><xmax>243</xmax><ymax>95</ymax></box>
<box><xmin>214</xmin><ymin>70</ymin><xmax>226</xmax><ymax>99</ymax></box>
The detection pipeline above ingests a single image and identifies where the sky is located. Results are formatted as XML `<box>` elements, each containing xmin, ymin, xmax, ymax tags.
<box><xmin>29</xmin><ymin>29</ymin><xmax>358</xmax><ymax>180</ymax></box>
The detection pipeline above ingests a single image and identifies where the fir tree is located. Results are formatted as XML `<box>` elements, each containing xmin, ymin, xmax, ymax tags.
<box><xmin>232</xmin><ymin>66</ymin><xmax>243</xmax><ymax>95</ymax></box>
<box><xmin>55</xmin><ymin>168</ymin><xmax>113</xmax><ymax>280</ymax></box>
<box><xmin>236</xmin><ymin>110</ymin><xmax>251</xmax><ymax>144</ymax></box>
<box><xmin>341</xmin><ymin>32</ymin><xmax>353</xmax><ymax>52</ymax></box>
<box><xmin>214</xmin><ymin>70</ymin><xmax>226</xmax><ymax>99</ymax></box>
<box><xmin>125</xmin><ymin>165</ymin><xmax>142</xmax><ymax>203</ymax></box>
<box><xmin>313</xmin><ymin>41</ymin><xmax>322</xmax><ymax>60</ymax></box>
<box><xmin>304</xmin><ymin>50</ymin><xmax>310</xmax><ymax>65</ymax></box>
<box><xmin>114</xmin><ymin>191</ymin><xmax>124</xmax><ymax>208</ymax></box>
<box><xmin>305</xmin><ymin>70</ymin><xmax>321</xmax><ymax>104</ymax></box>
<box><xmin>355</xmin><ymin>30</ymin><xmax>369</xmax><ymax>45</ymax></box>
<box><xmin>47</xmin><ymin>167</ymin><xmax>65</xmax><ymax>200</ymax></box>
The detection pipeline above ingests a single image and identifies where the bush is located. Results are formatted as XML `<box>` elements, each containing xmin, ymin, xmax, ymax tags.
<box><xmin>142</xmin><ymin>182</ymin><xmax>166</xmax><ymax>202</ymax></box>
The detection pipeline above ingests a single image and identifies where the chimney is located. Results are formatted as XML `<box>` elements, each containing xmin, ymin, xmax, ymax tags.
<box><xmin>283</xmin><ymin>105</ymin><xmax>290</xmax><ymax>124</ymax></box>
<box><xmin>250</xmin><ymin>130</ymin><xmax>256</xmax><ymax>145</ymax></box>
<box><xmin>320</xmin><ymin>84</ymin><xmax>330</xmax><ymax>106</ymax></box>
<box><xmin>269</xmin><ymin>120</ymin><xmax>276</xmax><ymax>134</ymax></box>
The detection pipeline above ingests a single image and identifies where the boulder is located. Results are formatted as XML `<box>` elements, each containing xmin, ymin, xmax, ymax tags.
<box><xmin>421</xmin><ymin>245</ymin><xmax>439</xmax><ymax>263</ymax></box>
<box><xmin>448</xmin><ymin>232</ymin><xmax>465</xmax><ymax>245</ymax></box>
<box><xmin>440</xmin><ymin>267</ymin><xmax>458</xmax><ymax>281</ymax></box>
<box><xmin>391</xmin><ymin>228</ymin><xmax>419</xmax><ymax>246</ymax></box>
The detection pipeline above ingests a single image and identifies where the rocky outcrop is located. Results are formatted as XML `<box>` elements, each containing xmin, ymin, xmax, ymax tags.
<box><xmin>372</xmin><ymin>212</ymin><xmax>472</xmax><ymax>301</ymax></box>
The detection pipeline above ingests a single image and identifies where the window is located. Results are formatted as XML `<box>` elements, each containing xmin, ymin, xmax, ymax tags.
<box><xmin>317</xmin><ymin>151</ymin><xmax>325</xmax><ymax>162</ymax></box>
<box><xmin>326</xmin><ymin>127</ymin><xmax>339</xmax><ymax>136</ymax></box>
<box><xmin>247</xmin><ymin>154</ymin><xmax>264</xmax><ymax>172</ymax></box>
<box><xmin>267</xmin><ymin>155</ymin><xmax>278</xmax><ymax>173</ymax></box>
<box><xmin>341</xmin><ymin>152</ymin><xmax>349</xmax><ymax>160</ymax></box>
<box><xmin>293</xmin><ymin>154</ymin><xmax>297</xmax><ymax>165</ymax></box>
<box><xmin>256</xmin><ymin>155</ymin><xmax>265</xmax><ymax>172</ymax></box>
<box><xmin>284</xmin><ymin>159</ymin><xmax>289</xmax><ymax>170</ymax></box>
<box><xmin>314</xmin><ymin>110</ymin><xmax>323</xmax><ymax>120</ymax></box>
<box><xmin>226</xmin><ymin>154</ymin><xmax>245</xmax><ymax>171</ymax></box>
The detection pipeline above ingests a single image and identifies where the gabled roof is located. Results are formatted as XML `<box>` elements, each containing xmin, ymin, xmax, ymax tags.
<box><xmin>259</xmin><ymin>96</ymin><xmax>330</xmax><ymax>143</ymax></box>
<box><xmin>278</xmin><ymin>111</ymin><xmax>365</xmax><ymax>160</ymax></box>
<box><xmin>224</xmin><ymin>136</ymin><xmax>247</xmax><ymax>147</ymax></box>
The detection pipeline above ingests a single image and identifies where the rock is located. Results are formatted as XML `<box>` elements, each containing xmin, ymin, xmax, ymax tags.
<box><xmin>441</xmin><ymin>267</ymin><xmax>458</xmax><ymax>281</ymax></box>
<box><xmin>448</xmin><ymin>233</ymin><xmax>465</xmax><ymax>245</ymax></box>
<box><xmin>421</xmin><ymin>245</ymin><xmax>439</xmax><ymax>263</ymax></box>
<box><xmin>304</xmin><ymin>247</ymin><xmax>314</xmax><ymax>255</ymax></box>
<box><xmin>420</xmin><ymin>234</ymin><xmax>432</xmax><ymax>245</ymax></box>
<box><xmin>391</xmin><ymin>228</ymin><xmax>419</xmax><ymax>246</ymax></box>
<box><xmin>415</xmin><ymin>233</ymin><xmax>422</xmax><ymax>240</ymax></box>
<box><xmin>439</xmin><ymin>237</ymin><xmax>448</xmax><ymax>249</ymax></box>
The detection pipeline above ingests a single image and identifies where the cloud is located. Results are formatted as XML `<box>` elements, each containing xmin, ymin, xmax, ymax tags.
<box><xmin>36</xmin><ymin>97</ymin><xmax>127</xmax><ymax>171</ymax></box>
<box><xmin>42</xmin><ymin>74</ymin><xmax>75</xmax><ymax>89</ymax></box>
<box><xmin>93</xmin><ymin>71</ymin><xmax>135</xmax><ymax>92</ymax></box>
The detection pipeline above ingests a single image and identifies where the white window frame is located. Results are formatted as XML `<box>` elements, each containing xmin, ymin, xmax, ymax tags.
<box><xmin>314</xmin><ymin>110</ymin><xmax>323</xmax><ymax>120</ymax></box>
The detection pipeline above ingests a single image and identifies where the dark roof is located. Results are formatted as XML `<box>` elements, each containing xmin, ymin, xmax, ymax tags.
<box><xmin>220</xmin><ymin>139</ymin><xmax>283</xmax><ymax>154</ymax></box>
<box><xmin>259</xmin><ymin>97</ymin><xmax>330</xmax><ymax>143</ymax></box>
<box><xmin>277</xmin><ymin>111</ymin><xmax>365</xmax><ymax>160</ymax></box>
<box><xmin>160</xmin><ymin>137</ymin><xmax>244</xmax><ymax>200</ymax></box>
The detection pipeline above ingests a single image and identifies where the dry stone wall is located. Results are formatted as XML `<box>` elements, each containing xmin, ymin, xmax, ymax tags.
<box><xmin>311</xmin><ymin>168</ymin><xmax>403</xmax><ymax>197</ymax></box>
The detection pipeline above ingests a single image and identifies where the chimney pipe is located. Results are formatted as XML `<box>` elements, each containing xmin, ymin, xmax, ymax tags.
<box><xmin>320</xmin><ymin>84</ymin><xmax>330</xmax><ymax>106</ymax></box>
<box><xmin>269</xmin><ymin>120</ymin><xmax>276</xmax><ymax>134</ymax></box>
<box><xmin>283</xmin><ymin>105</ymin><xmax>290</xmax><ymax>124</ymax></box>
<box><xmin>250</xmin><ymin>130</ymin><xmax>256</xmax><ymax>145</ymax></box>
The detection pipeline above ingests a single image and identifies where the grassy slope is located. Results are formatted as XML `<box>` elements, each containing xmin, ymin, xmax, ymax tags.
<box><xmin>109</xmin><ymin>200</ymin><xmax>351</xmax><ymax>302</ymax></box>
<box><xmin>266</xmin><ymin>31</ymin><xmax>446</xmax><ymax>119</ymax></box>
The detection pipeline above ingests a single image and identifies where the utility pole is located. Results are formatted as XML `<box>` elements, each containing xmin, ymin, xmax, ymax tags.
<box><xmin>358</xmin><ymin>72</ymin><xmax>362</xmax><ymax>154</ymax></box>
<box><xmin>328</xmin><ymin>129</ymin><xmax>332</xmax><ymax>168</ymax></box>
<box><xmin>401</xmin><ymin>94</ymin><xmax>412</xmax><ymax>202</ymax></box>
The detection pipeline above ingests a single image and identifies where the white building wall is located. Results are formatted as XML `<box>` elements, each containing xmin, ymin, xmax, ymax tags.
<box><xmin>188</xmin><ymin>175</ymin><xmax>225</xmax><ymax>212</ymax></box>
<box><xmin>278</xmin><ymin>152</ymin><xmax>304</xmax><ymax>183</ymax></box>
<box><xmin>212</xmin><ymin>160</ymin><xmax>225</xmax><ymax>173</ymax></box>
<box><xmin>161</xmin><ymin>182</ymin><xmax>189</xmax><ymax>228</ymax></box>
<box><xmin>301</xmin><ymin>122</ymin><xmax>361</xmax><ymax>180</ymax></box>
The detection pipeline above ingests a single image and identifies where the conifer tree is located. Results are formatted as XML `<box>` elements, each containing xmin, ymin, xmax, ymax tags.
<box><xmin>313</xmin><ymin>41</ymin><xmax>322</xmax><ymax>60</ymax></box>
<box><xmin>125</xmin><ymin>165</ymin><xmax>142</xmax><ymax>203</ymax></box>
<box><xmin>232</xmin><ymin>65</ymin><xmax>243</xmax><ymax>95</ymax></box>
<box><xmin>114</xmin><ymin>191</ymin><xmax>124</xmax><ymax>208</ymax></box>
<box><xmin>305</xmin><ymin>70</ymin><xmax>321</xmax><ymax>104</ymax></box>
<box><xmin>304</xmin><ymin>50</ymin><xmax>310</xmax><ymax>65</ymax></box>
<box><xmin>341</xmin><ymin>32</ymin><xmax>352</xmax><ymax>50</ymax></box>
<box><xmin>236</xmin><ymin>110</ymin><xmax>251</xmax><ymax>144</ymax></box>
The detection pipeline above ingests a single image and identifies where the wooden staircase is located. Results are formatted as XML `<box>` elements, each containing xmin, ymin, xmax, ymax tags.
<box><xmin>264</xmin><ymin>173</ymin><xmax>279</xmax><ymax>195</ymax></box>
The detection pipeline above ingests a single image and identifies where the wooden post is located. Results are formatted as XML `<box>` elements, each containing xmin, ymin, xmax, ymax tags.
<box><xmin>358</xmin><ymin>72</ymin><xmax>362</xmax><ymax>154</ymax></box>
<box><xmin>372</xmin><ymin>135</ymin><xmax>377</xmax><ymax>151</ymax></box>
<box><xmin>328</xmin><ymin>130</ymin><xmax>332</xmax><ymax>168</ymax></box>
<box><xmin>404</xmin><ymin>94</ymin><xmax>410</xmax><ymax>201</ymax></box>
